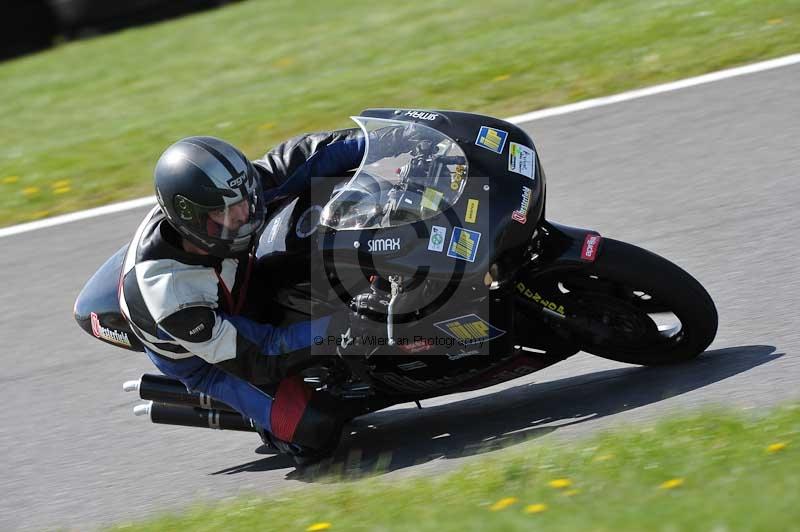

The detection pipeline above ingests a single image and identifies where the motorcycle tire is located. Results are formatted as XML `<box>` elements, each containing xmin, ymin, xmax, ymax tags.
<box><xmin>560</xmin><ymin>238</ymin><xmax>718</xmax><ymax>366</ymax></box>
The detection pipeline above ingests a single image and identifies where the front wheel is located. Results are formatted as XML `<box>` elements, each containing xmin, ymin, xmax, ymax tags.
<box><xmin>553</xmin><ymin>238</ymin><xmax>718</xmax><ymax>365</ymax></box>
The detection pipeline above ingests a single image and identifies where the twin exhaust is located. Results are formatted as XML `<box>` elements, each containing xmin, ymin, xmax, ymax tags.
<box><xmin>124</xmin><ymin>373</ymin><xmax>255</xmax><ymax>432</ymax></box>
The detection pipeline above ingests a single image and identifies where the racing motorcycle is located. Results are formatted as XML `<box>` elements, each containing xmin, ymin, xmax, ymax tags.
<box><xmin>74</xmin><ymin>109</ymin><xmax>718</xmax><ymax>460</ymax></box>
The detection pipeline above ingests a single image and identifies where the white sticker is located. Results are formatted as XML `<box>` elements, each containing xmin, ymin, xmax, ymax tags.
<box><xmin>508</xmin><ymin>142</ymin><xmax>535</xmax><ymax>179</ymax></box>
<box><xmin>404</xmin><ymin>110</ymin><xmax>438</xmax><ymax>121</ymax></box>
<box><xmin>428</xmin><ymin>225</ymin><xmax>446</xmax><ymax>252</ymax></box>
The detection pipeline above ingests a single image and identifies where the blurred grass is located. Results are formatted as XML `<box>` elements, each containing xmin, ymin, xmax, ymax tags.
<box><xmin>0</xmin><ymin>0</ymin><xmax>798</xmax><ymax>226</ymax></box>
<box><xmin>109</xmin><ymin>404</ymin><xmax>800</xmax><ymax>531</ymax></box>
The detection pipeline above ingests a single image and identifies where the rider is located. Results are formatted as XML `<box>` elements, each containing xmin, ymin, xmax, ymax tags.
<box><xmin>119</xmin><ymin>130</ymin><xmax>386</xmax><ymax>458</ymax></box>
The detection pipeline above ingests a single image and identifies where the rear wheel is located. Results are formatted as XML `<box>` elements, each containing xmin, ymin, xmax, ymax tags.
<box><xmin>550</xmin><ymin>238</ymin><xmax>717</xmax><ymax>365</ymax></box>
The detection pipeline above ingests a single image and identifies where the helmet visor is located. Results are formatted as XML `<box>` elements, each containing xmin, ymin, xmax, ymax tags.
<box><xmin>204</xmin><ymin>197</ymin><xmax>262</xmax><ymax>239</ymax></box>
<box><xmin>174</xmin><ymin>186</ymin><xmax>266</xmax><ymax>250</ymax></box>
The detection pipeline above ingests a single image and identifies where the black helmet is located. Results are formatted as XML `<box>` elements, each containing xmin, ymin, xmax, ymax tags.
<box><xmin>154</xmin><ymin>136</ymin><xmax>266</xmax><ymax>257</ymax></box>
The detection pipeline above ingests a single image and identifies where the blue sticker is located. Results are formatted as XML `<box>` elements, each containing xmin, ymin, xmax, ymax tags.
<box><xmin>475</xmin><ymin>126</ymin><xmax>508</xmax><ymax>154</ymax></box>
<box><xmin>434</xmin><ymin>314</ymin><xmax>506</xmax><ymax>345</ymax></box>
<box><xmin>447</xmin><ymin>227</ymin><xmax>481</xmax><ymax>262</ymax></box>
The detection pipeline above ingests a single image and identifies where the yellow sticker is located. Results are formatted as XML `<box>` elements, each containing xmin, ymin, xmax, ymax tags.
<box><xmin>434</xmin><ymin>313</ymin><xmax>506</xmax><ymax>344</ymax></box>
<box><xmin>515</xmin><ymin>282</ymin><xmax>566</xmax><ymax>315</ymax></box>
<box><xmin>465</xmin><ymin>199</ymin><xmax>479</xmax><ymax>223</ymax></box>
<box><xmin>451</xmin><ymin>165</ymin><xmax>466</xmax><ymax>191</ymax></box>
<box><xmin>421</xmin><ymin>187</ymin><xmax>444</xmax><ymax>211</ymax></box>
<box><xmin>446</xmin><ymin>320</ymin><xmax>489</xmax><ymax>342</ymax></box>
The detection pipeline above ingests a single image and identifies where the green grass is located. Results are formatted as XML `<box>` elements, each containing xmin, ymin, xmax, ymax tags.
<box><xmin>109</xmin><ymin>404</ymin><xmax>800</xmax><ymax>531</ymax></box>
<box><xmin>1</xmin><ymin>0</ymin><xmax>799</xmax><ymax>226</ymax></box>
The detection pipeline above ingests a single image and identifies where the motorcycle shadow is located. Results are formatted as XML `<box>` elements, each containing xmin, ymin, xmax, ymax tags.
<box><xmin>215</xmin><ymin>345</ymin><xmax>781</xmax><ymax>479</ymax></box>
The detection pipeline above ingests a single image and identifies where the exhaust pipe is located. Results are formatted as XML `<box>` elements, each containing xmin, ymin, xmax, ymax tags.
<box><xmin>133</xmin><ymin>401</ymin><xmax>255</xmax><ymax>432</ymax></box>
<box><xmin>124</xmin><ymin>374</ymin><xmax>236</xmax><ymax>412</ymax></box>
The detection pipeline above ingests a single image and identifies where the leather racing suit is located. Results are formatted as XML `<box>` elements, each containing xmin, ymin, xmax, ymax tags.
<box><xmin>118</xmin><ymin>128</ymin><xmax>365</xmax><ymax>442</ymax></box>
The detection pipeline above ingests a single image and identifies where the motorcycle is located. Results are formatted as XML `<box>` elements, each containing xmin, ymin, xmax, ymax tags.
<box><xmin>74</xmin><ymin>109</ymin><xmax>718</xmax><ymax>462</ymax></box>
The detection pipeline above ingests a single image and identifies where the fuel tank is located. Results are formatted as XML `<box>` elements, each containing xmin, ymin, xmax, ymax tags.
<box><xmin>73</xmin><ymin>244</ymin><xmax>144</xmax><ymax>352</ymax></box>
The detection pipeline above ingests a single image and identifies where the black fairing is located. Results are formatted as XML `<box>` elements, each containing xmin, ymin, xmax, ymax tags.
<box><xmin>316</xmin><ymin>109</ymin><xmax>545</xmax><ymax>286</ymax></box>
<box><xmin>253</xmin><ymin>110</ymin><xmax>548</xmax><ymax>357</ymax></box>
<box><xmin>74</xmin><ymin>244</ymin><xmax>144</xmax><ymax>352</ymax></box>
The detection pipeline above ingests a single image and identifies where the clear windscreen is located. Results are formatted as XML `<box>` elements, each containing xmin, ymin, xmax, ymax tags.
<box><xmin>320</xmin><ymin>117</ymin><xmax>468</xmax><ymax>230</ymax></box>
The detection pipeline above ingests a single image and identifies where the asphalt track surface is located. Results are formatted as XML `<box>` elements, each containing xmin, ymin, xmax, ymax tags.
<box><xmin>2</xmin><ymin>63</ymin><xmax>799</xmax><ymax>531</ymax></box>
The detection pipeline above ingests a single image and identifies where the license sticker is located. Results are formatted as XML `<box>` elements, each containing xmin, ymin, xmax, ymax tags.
<box><xmin>508</xmin><ymin>142</ymin><xmax>535</xmax><ymax>179</ymax></box>
<box><xmin>428</xmin><ymin>225</ymin><xmax>447</xmax><ymax>252</ymax></box>
<box><xmin>465</xmin><ymin>199</ymin><xmax>479</xmax><ymax>223</ymax></box>
<box><xmin>434</xmin><ymin>314</ymin><xmax>506</xmax><ymax>345</ymax></box>
<box><xmin>447</xmin><ymin>227</ymin><xmax>481</xmax><ymax>262</ymax></box>
<box><xmin>475</xmin><ymin>126</ymin><xmax>508</xmax><ymax>154</ymax></box>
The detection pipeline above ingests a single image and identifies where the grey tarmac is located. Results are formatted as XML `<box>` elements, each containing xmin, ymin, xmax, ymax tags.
<box><xmin>1</xmin><ymin>63</ymin><xmax>798</xmax><ymax>531</ymax></box>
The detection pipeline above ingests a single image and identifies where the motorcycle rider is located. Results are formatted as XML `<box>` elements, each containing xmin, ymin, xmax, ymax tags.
<box><xmin>119</xmin><ymin>129</ymin><xmax>391</xmax><ymax>460</ymax></box>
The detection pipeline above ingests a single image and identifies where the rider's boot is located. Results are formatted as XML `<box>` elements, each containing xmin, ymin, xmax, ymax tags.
<box><xmin>266</xmin><ymin>376</ymin><xmax>344</xmax><ymax>465</ymax></box>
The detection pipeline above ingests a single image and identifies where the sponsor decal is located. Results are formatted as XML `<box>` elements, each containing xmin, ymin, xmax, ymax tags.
<box><xmin>421</xmin><ymin>187</ymin><xmax>444</xmax><ymax>211</ymax></box>
<box><xmin>397</xmin><ymin>360</ymin><xmax>428</xmax><ymax>371</ymax></box>
<box><xmin>475</xmin><ymin>126</ymin><xmax>508</xmax><ymax>154</ymax></box>
<box><xmin>508</xmin><ymin>142</ymin><xmax>536</xmax><ymax>179</ymax></box>
<box><xmin>451</xmin><ymin>164</ymin><xmax>466</xmax><ymax>191</ymax></box>
<box><xmin>295</xmin><ymin>205</ymin><xmax>322</xmax><ymax>238</ymax></box>
<box><xmin>90</xmin><ymin>312</ymin><xmax>132</xmax><ymax>347</ymax></box>
<box><xmin>227</xmin><ymin>173</ymin><xmax>245</xmax><ymax>188</ymax></box>
<box><xmin>399</xmin><ymin>339</ymin><xmax>435</xmax><ymax>353</ymax></box>
<box><xmin>189</xmin><ymin>323</ymin><xmax>206</xmax><ymax>336</ymax></box>
<box><xmin>434</xmin><ymin>314</ymin><xmax>506</xmax><ymax>345</ymax></box>
<box><xmin>368</xmin><ymin>237</ymin><xmax>401</xmax><ymax>252</ymax></box>
<box><xmin>515</xmin><ymin>282</ymin><xmax>566</xmax><ymax>315</ymax></box>
<box><xmin>446</xmin><ymin>348</ymin><xmax>481</xmax><ymax>361</ymax></box>
<box><xmin>447</xmin><ymin>227</ymin><xmax>481</xmax><ymax>262</ymax></box>
<box><xmin>511</xmin><ymin>186</ymin><xmax>532</xmax><ymax>224</ymax></box>
<box><xmin>465</xmin><ymin>199</ymin><xmax>479</xmax><ymax>223</ymax></box>
<box><xmin>580</xmin><ymin>233</ymin><xmax>601</xmax><ymax>262</ymax></box>
<box><xmin>428</xmin><ymin>225</ymin><xmax>447</xmax><ymax>252</ymax></box>
<box><xmin>404</xmin><ymin>110</ymin><xmax>438</xmax><ymax>121</ymax></box>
